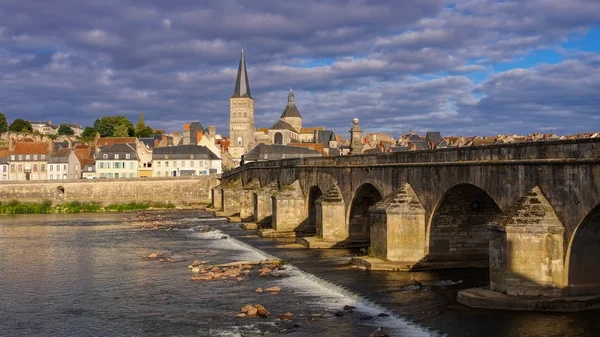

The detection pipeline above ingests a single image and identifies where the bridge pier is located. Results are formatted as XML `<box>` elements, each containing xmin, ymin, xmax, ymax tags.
<box><xmin>221</xmin><ymin>180</ymin><xmax>242</xmax><ymax>216</ymax></box>
<box><xmin>240</xmin><ymin>180</ymin><xmax>260</xmax><ymax>222</ymax></box>
<box><xmin>253</xmin><ymin>182</ymin><xmax>278</xmax><ymax>226</ymax></box>
<box><xmin>458</xmin><ymin>187</ymin><xmax>599</xmax><ymax>311</ymax></box>
<box><xmin>298</xmin><ymin>184</ymin><xmax>349</xmax><ymax>248</ymax></box>
<box><xmin>211</xmin><ymin>185</ymin><xmax>223</xmax><ymax>210</ymax></box>
<box><xmin>259</xmin><ymin>181</ymin><xmax>307</xmax><ymax>238</ymax></box>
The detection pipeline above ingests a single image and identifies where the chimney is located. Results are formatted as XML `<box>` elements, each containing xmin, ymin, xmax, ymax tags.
<box><xmin>209</xmin><ymin>125</ymin><xmax>216</xmax><ymax>138</ymax></box>
<box><xmin>8</xmin><ymin>137</ymin><xmax>15</xmax><ymax>151</ymax></box>
<box><xmin>48</xmin><ymin>138</ymin><xmax>54</xmax><ymax>153</ymax></box>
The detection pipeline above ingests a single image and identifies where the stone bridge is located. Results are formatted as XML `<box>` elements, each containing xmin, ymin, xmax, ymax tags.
<box><xmin>214</xmin><ymin>138</ymin><xmax>600</xmax><ymax>310</ymax></box>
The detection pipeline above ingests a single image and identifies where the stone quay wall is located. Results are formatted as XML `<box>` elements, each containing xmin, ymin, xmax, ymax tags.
<box><xmin>0</xmin><ymin>176</ymin><xmax>220</xmax><ymax>205</ymax></box>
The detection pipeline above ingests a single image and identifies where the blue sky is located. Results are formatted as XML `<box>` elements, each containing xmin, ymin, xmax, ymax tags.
<box><xmin>0</xmin><ymin>0</ymin><xmax>599</xmax><ymax>137</ymax></box>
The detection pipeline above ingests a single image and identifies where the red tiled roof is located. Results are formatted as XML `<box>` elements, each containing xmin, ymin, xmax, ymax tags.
<box><xmin>12</xmin><ymin>142</ymin><xmax>50</xmax><ymax>155</ymax></box>
<box><xmin>96</xmin><ymin>137</ymin><xmax>137</xmax><ymax>147</ymax></box>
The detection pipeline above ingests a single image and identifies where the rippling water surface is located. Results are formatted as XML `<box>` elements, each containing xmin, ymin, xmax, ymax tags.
<box><xmin>2</xmin><ymin>211</ymin><xmax>599</xmax><ymax>337</ymax></box>
<box><xmin>0</xmin><ymin>211</ymin><xmax>432</xmax><ymax>337</ymax></box>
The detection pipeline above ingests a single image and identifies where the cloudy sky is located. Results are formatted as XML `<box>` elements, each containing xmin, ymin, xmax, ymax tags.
<box><xmin>1</xmin><ymin>0</ymin><xmax>599</xmax><ymax>137</ymax></box>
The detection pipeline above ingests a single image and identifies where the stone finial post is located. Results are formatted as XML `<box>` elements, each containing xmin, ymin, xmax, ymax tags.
<box><xmin>349</xmin><ymin>118</ymin><xmax>363</xmax><ymax>155</ymax></box>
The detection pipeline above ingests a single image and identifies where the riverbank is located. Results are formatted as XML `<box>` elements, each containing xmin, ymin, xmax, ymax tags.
<box><xmin>0</xmin><ymin>200</ymin><xmax>185</xmax><ymax>214</ymax></box>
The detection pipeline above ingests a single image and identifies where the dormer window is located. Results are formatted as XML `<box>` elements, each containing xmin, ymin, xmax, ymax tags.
<box><xmin>115</xmin><ymin>154</ymin><xmax>119</xmax><ymax>160</ymax></box>
<box><xmin>125</xmin><ymin>154</ymin><xmax>130</xmax><ymax>159</ymax></box>
<box><xmin>10</xmin><ymin>155</ymin><xmax>15</xmax><ymax>161</ymax></box>
<box><xmin>18</xmin><ymin>155</ymin><xmax>23</xmax><ymax>160</ymax></box>
<box><xmin>33</xmin><ymin>154</ymin><xmax>38</xmax><ymax>160</ymax></box>
<box><xmin>26</xmin><ymin>155</ymin><xmax>30</xmax><ymax>160</ymax></box>
<box><xmin>41</xmin><ymin>155</ymin><xmax>45</xmax><ymax>160</ymax></box>
<box><xmin>103</xmin><ymin>154</ymin><xmax>108</xmax><ymax>159</ymax></box>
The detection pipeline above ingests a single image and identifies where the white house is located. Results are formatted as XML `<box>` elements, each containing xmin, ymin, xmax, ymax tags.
<box><xmin>152</xmin><ymin>145</ymin><xmax>221</xmax><ymax>177</ymax></box>
<box><xmin>96</xmin><ymin>143</ymin><xmax>138</xmax><ymax>179</ymax></box>
<box><xmin>48</xmin><ymin>148</ymin><xmax>80</xmax><ymax>180</ymax></box>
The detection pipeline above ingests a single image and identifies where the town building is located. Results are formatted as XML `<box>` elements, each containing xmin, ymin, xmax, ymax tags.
<box><xmin>48</xmin><ymin>148</ymin><xmax>80</xmax><ymax>180</ymax></box>
<box><xmin>8</xmin><ymin>142</ymin><xmax>51</xmax><ymax>181</ymax></box>
<box><xmin>243</xmin><ymin>144</ymin><xmax>321</xmax><ymax>163</ymax></box>
<box><xmin>0</xmin><ymin>150</ymin><xmax>8</xmax><ymax>181</ymax></box>
<box><xmin>95</xmin><ymin>143</ymin><xmax>138</xmax><ymax>179</ymax></box>
<box><xmin>96</xmin><ymin>137</ymin><xmax>152</xmax><ymax>177</ymax></box>
<box><xmin>226</xmin><ymin>51</ymin><xmax>338</xmax><ymax>166</ymax></box>
<box><xmin>30</xmin><ymin>121</ymin><xmax>58</xmax><ymax>135</ymax></box>
<box><xmin>152</xmin><ymin>145</ymin><xmax>221</xmax><ymax>177</ymax></box>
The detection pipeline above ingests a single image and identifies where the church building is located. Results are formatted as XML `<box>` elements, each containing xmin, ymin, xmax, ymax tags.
<box><xmin>227</xmin><ymin>51</ymin><xmax>338</xmax><ymax>166</ymax></box>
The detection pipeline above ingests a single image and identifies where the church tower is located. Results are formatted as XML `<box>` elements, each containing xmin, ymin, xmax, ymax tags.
<box><xmin>229</xmin><ymin>50</ymin><xmax>255</xmax><ymax>161</ymax></box>
<box><xmin>280</xmin><ymin>88</ymin><xmax>302</xmax><ymax>132</ymax></box>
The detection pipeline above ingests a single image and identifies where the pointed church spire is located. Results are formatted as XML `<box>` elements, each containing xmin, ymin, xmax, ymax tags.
<box><xmin>231</xmin><ymin>49</ymin><xmax>252</xmax><ymax>99</ymax></box>
<box><xmin>288</xmin><ymin>88</ymin><xmax>294</xmax><ymax>105</ymax></box>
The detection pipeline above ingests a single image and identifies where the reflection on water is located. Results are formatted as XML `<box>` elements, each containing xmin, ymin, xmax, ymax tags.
<box><xmin>2</xmin><ymin>212</ymin><xmax>600</xmax><ymax>337</ymax></box>
<box><xmin>0</xmin><ymin>212</ymin><xmax>432</xmax><ymax>337</ymax></box>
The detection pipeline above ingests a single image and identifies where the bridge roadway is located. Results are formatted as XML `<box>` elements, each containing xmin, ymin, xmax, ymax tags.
<box><xmin>214</xmin><ymin>138</ymin><xmax>600</xmax><ymax>311</ymax></box>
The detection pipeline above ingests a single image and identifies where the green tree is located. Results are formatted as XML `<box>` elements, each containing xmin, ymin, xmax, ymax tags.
<box><xmin>9</xmin><ymin>118</ymin><xmax>32</xmax><ymax>133</ymax></box>
<box><xmin>81</xmin><ymin>126</ymin><xmax>97</xmax><ymax>140</ymax></box>
<box><xmin>93</xmin><ymin>116</ymin><xmax>134</xmax><ymax>137</ymax></box>
<box><xmin>113</xmin><ymin>123</ymin><xmax>130</xmax><ymax>137</ymax></box>
<box><xmin>57</xmin><ymin>124</ymin><xmax>75</xmax><ymax>135</ymax></box>
<box><xmin>0</xmin><ymin>112</ymin><xmax>7</xmax><ymax>133</ymax></box>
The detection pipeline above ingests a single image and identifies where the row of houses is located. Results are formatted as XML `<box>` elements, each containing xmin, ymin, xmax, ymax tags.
<box><xmin>0</xmin><ymin>136</ymin><xmax>222</xmax><ymax>181</ymax></box>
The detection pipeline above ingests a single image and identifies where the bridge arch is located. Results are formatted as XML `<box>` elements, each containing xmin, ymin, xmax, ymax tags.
<box><xmin>306</xmin><ymin>186</ymin><xmax>324</xmax><ymax>234</ymax></box>
<box><xmin>426</xmin><ymin>183</ymin><xmax>501</xmax><ymax>264</ymax></box>
<box><xmin>566</xmin><ymin>203</ymin><xmax>600</xmax><ymax>295</ymax></box>
<box><xmin>348</xmin><ymin>183</ymin><xmax>383</xmax><ymax>243</ymax></box>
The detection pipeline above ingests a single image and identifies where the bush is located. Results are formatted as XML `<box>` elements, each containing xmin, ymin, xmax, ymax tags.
<box><xmin>104</xmin><ymin>202</ymin><xmax>151</xmax><ymax>212</ymax></box>
<box><xmin>60</xmin><ymin>201</ymin><xmax>102</xmax><ymax>213</ymax></box>
<box><xmin>0</xmin><ymin>200</ymin><xmax>53</xmax><ymax>214</ymax></box>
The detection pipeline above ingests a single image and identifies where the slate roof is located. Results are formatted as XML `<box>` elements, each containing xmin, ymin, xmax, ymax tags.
<box><xmin>139</xmin><ymin>137</ymin><xmax>155</xmax><ymax>149</ymax></box>
<box><xmin>280</xmin><ymin>89</ymin><xmax>302</xmax><ymax>119</ymax></box>
<box><xmin>426</xmin><ymin>132</ymin><xmax>443</xmax><ymax>147</ymax></box>
<box><xmin>231</xmin><ymin>50</ymin><xmax>252</xmax><ymax>99</ymax></box>
<box><xmin>152</xmin><ymin>145</ymin><xmax>219</xmax><ymax>160</ymax></box>
<box><xmin>391</xmin><ymin>146</ymin><xmax>409</xmax><ymax>152</ymax></box>
<box><xmin>315</xmin><ymin>130</ymin><xmax>335</xmax><ymax>147</ymax></box>
<box><xmin>48</xmin><ymin>148</ymin><xmax>72</xmax><ymax>163</ymax></box>
<box><xmin>244</xmin><ymin>144</ymin><xmax>321</xmax><ymax>161</ymax></box>
<box><xmin>270</xmin><ymin>120</ymin><xmax>297</xmax><ymax>132</ymax></box>
<box><xmin>97</xmin><ymin>143</ymin><xmax>138</xmax><ymax>160</ymax></box>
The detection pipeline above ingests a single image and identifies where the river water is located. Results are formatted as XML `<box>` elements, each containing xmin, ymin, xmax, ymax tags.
<box><xmin>0</xmin><ymin>210</ymin><xmax>598</xmax><ymax>337</ymax></box>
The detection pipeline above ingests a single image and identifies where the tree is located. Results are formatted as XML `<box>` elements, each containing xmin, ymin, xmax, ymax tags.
<box><xmin>113</xmin><ymin>123</ymin><xmax>130</xmax><ymax>137</ymax></box>
<box><xmin>8</xmin><ymin>118</ymin><xmax>32</xmax><ymax>133</ymax></box>
<box><xmin>0</xmin><ymin>112</ymin><xmax>7</xmax><ymax>133</ymax></box>
<box><xmin>93</xmin><ymin>116</ymin><xmax>134</xmax><ymax>137</ymax></box>
<box><xmin>58</xmin><ymin>124</ymin><xmax>75</xmax><ymax>135</ymax></box>
<box><xmin>81</xmin><ymin>126</ymin><xmax>97</xmax><ymax>140</ymax></box>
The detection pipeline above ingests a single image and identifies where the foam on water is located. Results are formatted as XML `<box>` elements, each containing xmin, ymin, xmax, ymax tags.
<box><xmin>196</xmin><ymin>229</ymin><xmax>438</xmax><ymax>337</ymax></box>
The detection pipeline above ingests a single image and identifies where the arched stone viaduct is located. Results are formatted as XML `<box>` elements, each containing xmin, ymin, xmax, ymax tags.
<box><xmin>214</xmin><ymin>138</ymin><xmax>600</xmax><ymax>307</ymax></box>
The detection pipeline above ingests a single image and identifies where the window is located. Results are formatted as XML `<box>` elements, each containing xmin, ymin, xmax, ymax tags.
<box><xmin>18</xmin><ymin>155</ymin><xmax>23</xmax><ymax>160</ymax></box>
<box><xmin>129</xmin><ymin>173</ymin><xmax>134</xmax><ymax>178</ymax></box>
<box><xmin>63</xmin><ymin>165</ymin><xmax>67</xmax><ymax>171</ymax></box>
<box><xmin>33</xmin><ymin>164</ymin><xmax>37</xmax><ymax>172</ymax></box>
<box><xmin>49</xmin><ymin>174</ymin><xmax>53</xmax><ymax>179</ymax></box>
<box><xmin>50</xmin><ymin>165</ymin><xmax>53</xmax><ymax>171</ymax></box>
<box><xmin>88</xmin><ymin>166</ymin><xmax>92</xmax><ymax>172</ymax></box>
<box><xmin>103</xmin><ymin>154</ymin><xmax>108</xmax><ymax>159</ymax></box>
<box><xmin>10</xmin><ymin>155</ymin><xmax>15</xmax><ymax>161</ymax></box>
<box><xmin>156</xmin><ymin>161</ymin><xmax>161</xmax><ymax>168</ymax></box>
<box><xmin>190</xmin><ymin>161</ymin><xmax>194</xmax><ymax>167</ymax></box>
<box><xmin>18</xmin><ymin>164</ymin><xmax>22</xmax><ymax>171</ymax></box>
<box><xmin>26</xmin><ymin>155</ymin><xmax>30</xmax><ymax>160</ymax></box>
<box><xmin>181</xmin><ymin>161</ymin><xmax>185</xmax><ymax>167</ymax></box>
<box><xmin>126</xmin><ymin>154</ymin><xmax>130</xmax><ymax>159</ymax></box>
<box><xmin>115</xmin><ymin>154</ymin><xmax>119</xmax><ymax>160</ymax></box>
<box><xmin>33</xmin><ymin>154</ymin><xmax>38</xmax><ymax>160</ymax></box>
<box><xmin>165</xmin><ymin>161</ymin><xmax>169</xmax><ymax>167</ymax></box>
<box><xmin>2</xmin><ymin>166</ymin><xmax>6</xmax><ymax>172</ymax></box>
<box><xmin>10</xmin><ymin>164</ymin><xmax>14</xmax><ymax>171</ymax></box>
<box><xmin>41</xmin><ymin>155</ymin><xmax>45</xmax><ymax>160</ymax></box>
<box><xmin>41</xmin><ymin>164</ymin><xmax>45</xmax><ymax>171</ymax></box>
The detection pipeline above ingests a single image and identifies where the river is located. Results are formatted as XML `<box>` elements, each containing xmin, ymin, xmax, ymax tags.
<box><xmin>0</xmin><ymin>210</ymin><xmax>598</xmax><ymax>337</ymax></box>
